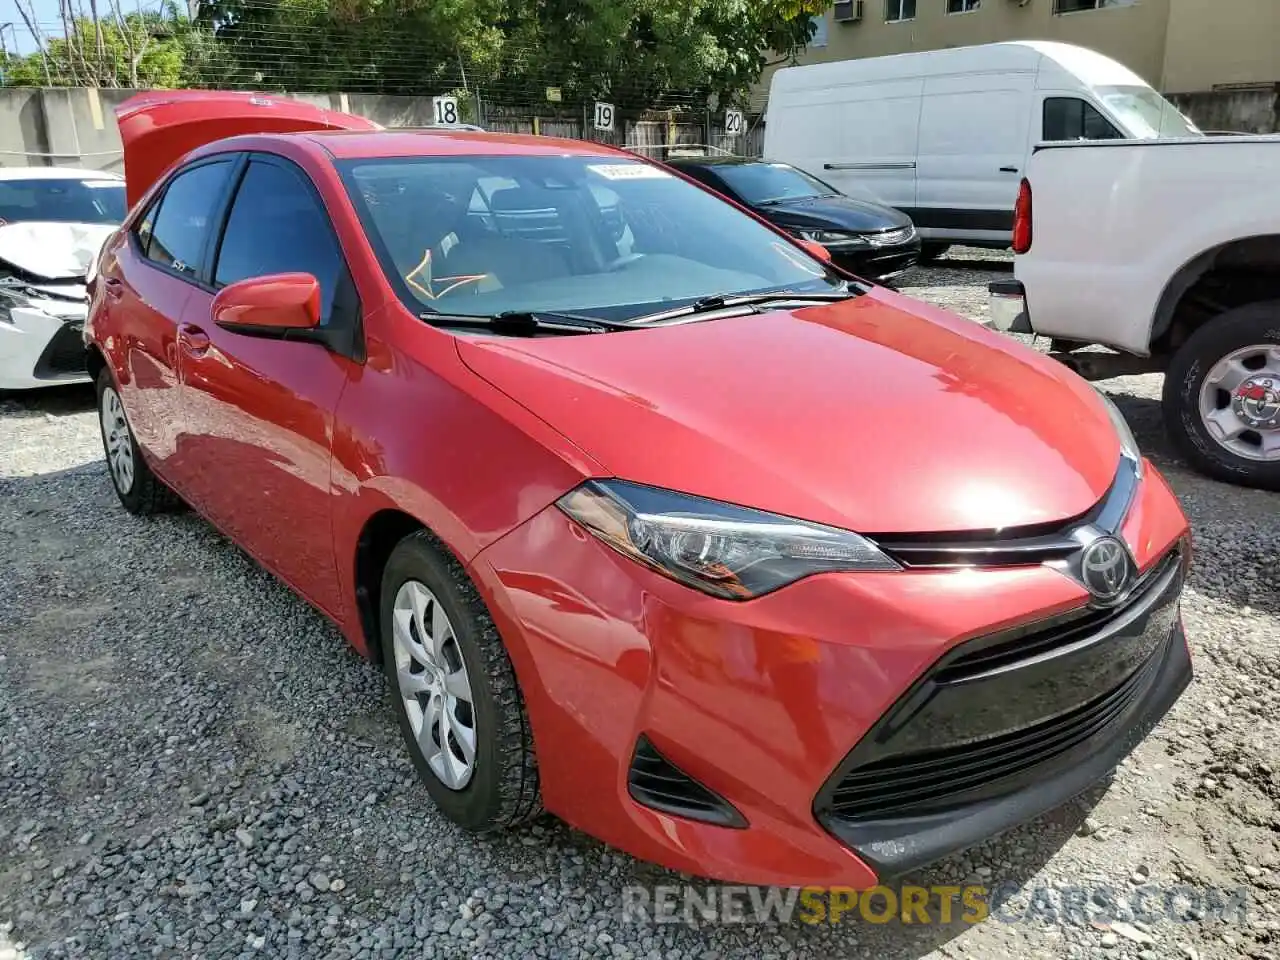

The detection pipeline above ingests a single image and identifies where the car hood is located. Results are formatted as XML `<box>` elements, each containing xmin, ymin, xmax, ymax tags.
<box><xmin>455</xmin><ymin>291</ymin><xmax>1121</xmax><ymax>535</ymax></box>
<box><xmin>759</xmin><ymin>195</ymin><xmax>914</xmax><ymax>234</ymax></box>
<box><xmin>0</xmin><ymin>221</ymin><xmax>116</xmax><ymax>281</ymax></box>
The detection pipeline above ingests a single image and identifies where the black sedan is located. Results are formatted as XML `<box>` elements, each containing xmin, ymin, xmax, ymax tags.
<box><xmin>664</xmin><ymin>157</ymin><xmax>920</xmax><ymax>283</ymax></box>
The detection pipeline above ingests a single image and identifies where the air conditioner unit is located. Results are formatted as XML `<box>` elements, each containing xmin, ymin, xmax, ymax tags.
<box><xmin>834</xmin><ymin>0</ymin><xmax>863</xmax><ymax>23</ymax></box>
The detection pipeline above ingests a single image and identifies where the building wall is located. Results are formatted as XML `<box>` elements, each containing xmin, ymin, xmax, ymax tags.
<box><xmin>1161</xmin><ymin>0</ymin><xmax>1280</xmax><ymax>93</ymax></box>
<box><xmin>770</xmin><ymin>0</ymin><xmax>1170</xmax><ymax>87</ymax></box>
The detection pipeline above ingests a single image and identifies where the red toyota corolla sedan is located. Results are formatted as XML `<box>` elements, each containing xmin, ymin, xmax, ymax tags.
<box><xmin>86</xmin><ymin>91</ymin><xmax>1192</xmax><ymax>889</ymax></box>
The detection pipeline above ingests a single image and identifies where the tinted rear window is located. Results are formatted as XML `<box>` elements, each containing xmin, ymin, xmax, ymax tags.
<box><xmin>0</xmin><ymin>178</ymin><xmax>126</xmax><ymax>225</ymax></box>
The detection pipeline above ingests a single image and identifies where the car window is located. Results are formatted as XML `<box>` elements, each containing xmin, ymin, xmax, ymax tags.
<box><xmin>340</xmin><ymin>154</ymin><xmax>845</xmax><ymax>323</ymax></box>
<box><xmin>145</xmin><ymin>160</ymin><xmax>234</xmax><ymax>278</ymax></box>
<box><xmin>133</xmin><ymin>199</ymin><xmax>159</xmax><ymax>258</ymax></box>
<box><xmin>213</xmin><ymin>159</ymin><xmax>345</xmax><ymax>325</ymax></box>
<box><xmin>1043</xmin><ymin>98</ymin><xmax>1124</xmax><ymax>142</ymax></box>
<box><xmin>710</xmin><ymin>163</ymin><xmax>836</xmax><ymax>205</ymax></box>
<box><xmin>0</xmin><ymin>178</ymin><xmax>125</xmax><ymax>225</ymax></box>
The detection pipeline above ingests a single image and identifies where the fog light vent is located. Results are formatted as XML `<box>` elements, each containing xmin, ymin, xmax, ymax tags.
<box><xmin>627</xmin><ymin>735</ymin><xmax>746</xmax><ymax>828</ymax></box>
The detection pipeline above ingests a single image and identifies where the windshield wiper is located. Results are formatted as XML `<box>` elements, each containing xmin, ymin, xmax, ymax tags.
<box><xmin>629</xmin><ymin>288</ymin><xmax>859</xmax><ymax>325</ymax></box>
<box><xmin>756</xmin><ymin>194</ymin><xmax>839</xmax><ymax>206</ymax></box>
<box><xmin>420</xmin><ymin>309</ymin><xmax>634</xmax><ymax>336</ymax></box>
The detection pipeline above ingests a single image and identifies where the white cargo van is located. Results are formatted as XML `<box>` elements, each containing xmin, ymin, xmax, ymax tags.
<box><xmin>762</xmin><ymin>41</ymin><xmax>1200</xmax><ymax>256</ymax></box>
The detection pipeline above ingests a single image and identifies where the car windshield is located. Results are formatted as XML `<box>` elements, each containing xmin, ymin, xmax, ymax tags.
<box><xmin>709</xmin><ymin>162</ymin><xmax>837</xmax><ymax>205</ymax></box>
<box><xmin>339</xmin><ymin>155</ymin><xmax>846</xmax><ymax>322</ymax></box>
<box><xmin>0</xmin><ymin>178</ymin><xmax>126</xmax><ymax>225</ymax></box>
<box><xmin>1096</xmin><ymin>86</ymin><xmax>1202</xmax><ymax>139</ymax></box>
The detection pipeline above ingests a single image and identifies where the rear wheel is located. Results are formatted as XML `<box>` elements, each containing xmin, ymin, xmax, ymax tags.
<box><xmin>1163</xmin><ymin>300</ymin><xmax>1280</xmax><ymax>490</ymax></box>
<box><xmin>919</xmin><ymin>242</ymin><xmax>951</xmax><ymax>263</ymax></box>
<box><xmin>95</xmin><ymin>369</ymin><xmax>182</xmax><ymax>515</ymax></box>
<box><xmin>379</xmin><ymin>530</ymin><xmax>542</xmax><ymax>831</ymax></box>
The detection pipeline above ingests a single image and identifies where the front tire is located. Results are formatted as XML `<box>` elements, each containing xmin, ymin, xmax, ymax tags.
<box><xmin>1163</xmin><ymin>300</ymin><xmax>1280</xmax><ymax>490</ymax></box>
<box><xmin>379</xmin><ymin>530</ymin><xmax>542</xmax><ymax>832</ymax></box>
<box><xmin>95</xmin><ymin>369</ymin><xmax>181</xmax><ymax>515</ymax></box>
<box><xmin>919</xmin><ymin>242</ymin><xmax>951</xmax><ymax>263</ymax></box>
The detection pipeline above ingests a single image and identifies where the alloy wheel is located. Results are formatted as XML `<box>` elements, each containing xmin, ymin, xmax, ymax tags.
<box><xmin>1198</xmin><ymin>344</ymin><xmax>1280</xmax><ymax>462</ymax></box>
<box><xmin>392</xmin><ymin>580</ymin><xmax>477</xmax><ymax>790</ymax></box>
<box><xmin>100</xmin><ymin>386</ymin><xmax>135</xmax><ymax>494</ymax></box>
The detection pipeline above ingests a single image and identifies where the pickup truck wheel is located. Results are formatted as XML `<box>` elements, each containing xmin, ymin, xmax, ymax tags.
<box><xmin>1163</xmin><ymin>301</ymin><xmax>1280</xmax><ymax>490</ymax></box>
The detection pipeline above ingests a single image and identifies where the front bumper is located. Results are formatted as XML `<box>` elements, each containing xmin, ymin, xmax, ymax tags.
<box><xmin>474</xmin><ymin>464</ymin><xmax>1191</xmax><ymax>888</ymax></box>
<box><xmin>0</xmin><ymin>304</ymin><xmax>89</xmax><ymax>390</ymax></box>
<box><xmin>831</xmin><ymin>239</ymin><xmax>922</xmax><ymax>283</ymax></box>
<box><xmin>987</xmin><ymin>279</ymin><xmax>1034</xmax><ymax>334</ymax></box>
<box><xmin>816</xmin><ymin>548</ymin><xmax>1189</xmax><ymax>877</ymax></box>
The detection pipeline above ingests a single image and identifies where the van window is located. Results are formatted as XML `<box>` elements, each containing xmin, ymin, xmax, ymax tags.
<box><xmin>1097</xmin><ymin>86</ymin><xmax>1201</xmax><ymax>139</ymax></box>
<box><xmin>1043</xmin><ymin>98</ymin><xmax>1124</xmax><ymax>141</ymax></box>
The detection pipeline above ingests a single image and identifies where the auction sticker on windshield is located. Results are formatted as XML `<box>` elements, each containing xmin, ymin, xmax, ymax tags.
<box><xmin>588</xmin><ymin>164</ymin><xmax>673</xmax><ymax>180</ymax></box>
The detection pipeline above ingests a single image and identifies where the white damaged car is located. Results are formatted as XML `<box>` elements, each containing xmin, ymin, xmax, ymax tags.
<box><xmin>0</xmin><ymin>167</ymin><xmax>125</xmax><ymax>390</ymax></box>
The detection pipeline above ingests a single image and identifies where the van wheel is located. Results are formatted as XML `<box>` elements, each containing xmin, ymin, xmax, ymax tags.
<box><xmin>1162</xmin><ymin>300</ymin><xmax>1280</xmax><ymax>490</ymax></box>
<box><xmin>919</xmin><ymin>243</ymin><xmax>951</xmax><ymax>263</ymax></box>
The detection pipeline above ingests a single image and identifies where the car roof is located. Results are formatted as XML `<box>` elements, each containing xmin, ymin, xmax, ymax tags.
<box><xmin>289</xmin><ymin>129</ymin><xmax>635</xmax><ymax>161</ymax></box>
<box><xmin>0</xmin><ymin>166</ymin><xmax>123</xmax><ymax>181</ymax></box>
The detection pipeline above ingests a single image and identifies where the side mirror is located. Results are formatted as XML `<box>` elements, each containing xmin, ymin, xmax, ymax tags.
<box><xmin>799</xmin><ymin>239</ymin><xmax>833</xmax><ymax>263</ymax></box>
<box><xmin>213</xmin><ymin>272</ymin><xmax>321</xmax><ymax>333</ymax></box>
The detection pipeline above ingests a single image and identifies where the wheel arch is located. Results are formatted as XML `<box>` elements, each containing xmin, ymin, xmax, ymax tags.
<box><xmin>353</xmin><ymin>507</ymin><xmax>442</xmax><ymax>665</ymax></box>
<box><xmin>1151</xmin><ymin>234</ymin><xmax>1280</xmax><ymax>357</ymax></box>
<box><xmin>85</xmin><ymin>341</ymin><xmax>108</xmax><ymax>385</ymax></box>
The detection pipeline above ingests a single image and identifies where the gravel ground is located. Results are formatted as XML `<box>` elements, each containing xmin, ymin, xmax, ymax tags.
<box><xmin>1</xmin><ymin>248</ymin><xmax>1278</xmax><ymax>960</ymax></box>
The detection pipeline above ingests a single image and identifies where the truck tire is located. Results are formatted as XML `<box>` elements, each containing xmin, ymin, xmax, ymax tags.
<box><xmin>1162</xmin><ymin>300</ymin><xmax>1280</xmax><ymax>490</ymax></box>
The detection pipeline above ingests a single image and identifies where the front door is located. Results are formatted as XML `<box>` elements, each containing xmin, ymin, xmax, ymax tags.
<box><xmin>174</xmin><ymin>155</ymin><xmax>360</xmax><ymax>616</ymax></box>
<box><xmin>914</xmin><ymin>74</ymin><xmax>1034</xmax><ymax>244</ymax></box>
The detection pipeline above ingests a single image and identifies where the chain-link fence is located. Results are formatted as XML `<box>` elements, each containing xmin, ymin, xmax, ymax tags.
<box><xmin>2</xmin><ymin>0</ymin><xmax>780</xmax><ymax>164</ymax></box>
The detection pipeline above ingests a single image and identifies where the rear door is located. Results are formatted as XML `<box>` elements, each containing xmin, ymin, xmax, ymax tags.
<box><xmin>914</xmin><ymin>72</ymin><xmax>1035</xmax><ymax>243</ymax></box>
<box><xmin>99</xmin><ymin>157</ymin><xmax>237</xmax><ymax>477</ymax></box>
<box><xmin>174</xmin><ymin>154</ymin><xmax>360</xmax><ymax>615</ymax></box>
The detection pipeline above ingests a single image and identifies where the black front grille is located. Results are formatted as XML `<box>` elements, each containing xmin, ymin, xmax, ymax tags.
<box><xmin>827</xmin><ymin>652</ymin><xmax>1156</xmax><ymax>820</ymax></box>
<box><xmin>628</xmin><ymin>736</ymin><xmax>746</xmax><ymax>828</ymax></box>
<box><xmin>816</xmin><ymin>543</ymin><xmax>1184</xmax><ymax>827</ymax></box>
<box><xmin>33</xmin><ymin>322</ymin><xmax>87</xmax><ymax>379</ymax></box>
<box><xmin>934</xmin><ymin>548</ymin><xmax>1182</xmax><ymax>684</ymax></box>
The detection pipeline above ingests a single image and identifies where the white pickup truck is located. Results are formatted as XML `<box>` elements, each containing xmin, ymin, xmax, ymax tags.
<box><xmin>989</xmin><ymin>136</ymin><xmax>1280</xmax><ymax>491</ymax></box>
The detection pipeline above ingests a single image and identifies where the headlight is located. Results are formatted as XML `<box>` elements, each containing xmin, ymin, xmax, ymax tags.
<box><xmin>794</xmin><ymin>229</ymin><xmax>867</xmax><ymax>247</ymax></box>
<box><xmin>1097</xmin><ymin>391</ymin><xmax>1144</xmax><ymax>479</ymax></box>
<box><xmin>556</xmin><ymin>480</ymin><xmax>898</xmax><ymax>600</ymax></box>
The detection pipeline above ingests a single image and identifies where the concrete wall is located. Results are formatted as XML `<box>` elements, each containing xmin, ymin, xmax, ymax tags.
<box><xmin>0</xmin><ymin>88</ymin><xmax>766</xmax><ymax>170</ymax></box>
<box><xmin>1161</xmin><ymin>0</ymin><xmax>1280</xmax><ymax>93</ymax></box>
<box><xmin>0</xmin><ymin>87</ymin><xmax>475</xmax><ymax>171</ymax></box>
<box><xmin>1168</xmin><ymin>87</ymin><xmax>1280</xmax><ymax>135</ymax></box>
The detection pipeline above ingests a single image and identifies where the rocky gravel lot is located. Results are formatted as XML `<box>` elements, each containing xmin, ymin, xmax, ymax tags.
<box><xmin>2</xmin><ymin>248</ymin><xmax>1278</xmax><ymax>960</ymax></box>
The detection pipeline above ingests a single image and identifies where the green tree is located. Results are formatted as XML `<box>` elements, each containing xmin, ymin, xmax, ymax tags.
<box><xmin>5</xmin><ymin>12</ymin><xmax>189</xmax><ymax>88</ymax></box>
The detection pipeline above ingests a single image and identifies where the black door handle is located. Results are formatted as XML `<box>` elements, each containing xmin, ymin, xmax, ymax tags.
<box><xmin>999</xmin><ymin>166</ymin><xmax>1019</xmax><ymax>173</ymax></box>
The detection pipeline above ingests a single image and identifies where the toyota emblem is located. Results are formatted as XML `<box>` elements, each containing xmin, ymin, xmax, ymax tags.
<box><xmin>1079</xmin><ymin>536</ymin><xmax>1132</xmax><ymax>602</ymax></box>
